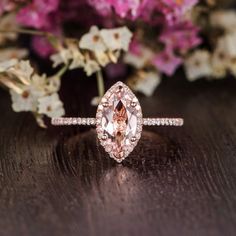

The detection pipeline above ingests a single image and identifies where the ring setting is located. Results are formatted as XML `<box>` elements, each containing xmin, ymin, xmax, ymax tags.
<box><xmin>52</xmin><ymin>81</ymin><xmax>184</xmax><ymax>163</ymax></box>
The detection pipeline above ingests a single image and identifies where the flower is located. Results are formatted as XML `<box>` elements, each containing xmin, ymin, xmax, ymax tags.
<box><xmin>0</xmin><ymin>14</ymin><xmax>19</xmax><ymax>45</ymax></box>
<box><xmin>38</xmin><ymin>93</ymin><xmax>65</xmax><ymax>118</ymax></box>
<box><xmin>84</xmin><ymin>58</ymin><xmax>100</xmax><ymax>76</ymax></box>
<box><xmin>210</xmin><ymin>33</ymin><xmax>236</xmax><ymax>78</ymax></box>
<box><xmin>68</xmin><ymin>41</ymin><xmax>85</xmax><ymax>69</ymax></box>
<box><xmin>8</xmin><ymin>60</ymin><xmax>34</xmax><ymax>85</ymax></box>
<box><xmin>211</xmin><ymin>47</ymin><xmax>229</xmax><ymax>79</ymax></box>
<box><xmin>160</xmin><ymin>21</ymin><xmax>201</xmax><ymax>54</ymax></box>
<box><xmin>210</xmin><ymin>10</ymin><xmax>236</xmax><ymax>32</ymax></box>
<box><xmin>79</xmin><ymin>26</ymin><xmax>107</xmax><ymax>52</ymax></box>
<box><xmin>50</xmin><ymin>48</ymin><xmax>72</xmax><ymax>68</ymax></box>
<box><xmin>10</xmin><ymin>88</ymin><xmax>39</xmax><ymax>112</ymax></box>
<box><xmin>110</xmin><ymin>0</ymin><xmax>141</xmax><ymax>18</ymax></box>
<box><xmin>50</xmin><ymin>39</ymin><xmax>82</xmax><ymax>68</ymax></box>
<box><xmin>216</xmin><ymin>33</ymin><xmax>236</xmax><ymax>58</ymax></box>
<box><xmin>87</xmin><ymin>0</ymin><xmax>112</xmax><ymax>16</ymax></box>
<box><xmin>1</xmin><ymin>59</ymin><xmax>64</xmax><ymax>127</ymax></box>
<box><xmin>100</xmin><ymin>26</ymin><xmax>133</xmax><ymax>51</ymax></box>
<box><xmin>94</xmin><ymin>51</ymin><xmax>110</xmax><ymax>67</ymax></box>
<box><xmin>51</xmin><ymin>26</ymin><xmax>133</xmax><ymax>76</ymax></box>
<box><xmin>88</xmin><ymin>0</ymin><xmax>141</xmax><ymax>19</ymax></box>
<box><xmin>0</xmin><ymin>59</ymin><xmax>18</xmax><ymax>72</ymax></box>
<box><xmin>32</xmin><ymin>36</ymin><xmax>55</xmax><ymax>58</ymax></box>
<box><xmin>0</xmin><ymin>48</ymin><xmax>28</xmax><ymax>62</ymax></box>
<box><xmin>16</xmin><ymin>0</ymin><xmax>59</xmax><ymax>29</ymax></box>
<box><xmin>184</xmin><ymin>50</ymin><xmax>212</xmax><ymax>81</ymax></box>
<box><xmin>152</xmin><ymin>48</ymin><xmax>182</xmax><ymax>76</ymax></box>
<box><xmin>0</xmin><ymin>0</ymin><xmax>19</xmax><ymax>16</ymax></box>
<box><xmin>157</xmin><ymin>0</ymin><xmax>198</xmax><ymax>25</ymax></box>
<box><xmin>124</xmin><ymin>41</ymin><xmax>154</xmax><ymax>69</ymax></box>
<box><xmin>127</xmin><ymin>70</ymin><xmax>161</xmax><ymax>96</ymax></box>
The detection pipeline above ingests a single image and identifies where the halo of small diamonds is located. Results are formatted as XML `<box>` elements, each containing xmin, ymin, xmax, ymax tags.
<box><xmin>96</xmin><ymin>81</ymin><xmax>143</xmax><ymax>163</ymax></box>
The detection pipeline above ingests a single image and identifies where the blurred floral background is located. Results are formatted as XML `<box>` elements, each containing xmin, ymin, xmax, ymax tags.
<box><xmin>0</xmin><ymin>0</ymin><xmax>235</xmax><ymax>127</ymax></box>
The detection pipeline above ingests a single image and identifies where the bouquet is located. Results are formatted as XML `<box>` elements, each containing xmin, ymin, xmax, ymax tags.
<box><xmin>0</xmin><ymin>0</ymin><xmax>235</xmax><ymax>127</ymax></box>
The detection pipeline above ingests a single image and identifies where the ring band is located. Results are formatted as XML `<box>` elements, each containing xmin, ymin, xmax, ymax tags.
<box><xmin>51</xmin><ymin>81</ymin><xmax>184</xmax><ymax>163</ymax></box>
<box><xmin>52</xmin><ymin>117</ymin><xmax>184</xmax><ymax>126</ymax></box>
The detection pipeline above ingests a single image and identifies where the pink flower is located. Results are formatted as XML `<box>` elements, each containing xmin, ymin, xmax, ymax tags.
<box><xmin>88</xmin><ymin>0</ymin><xmax>112</xmax><ymax>16</ymax></box>
<box><xmin>16</xmin><ymin>0</ymin><xmax>59</xmax><ymax>29</ymax></box>
<box><xmin>129</xmin><ymin>38</ymin><xmax>143</xmax><ymax>55</ymax></box>
<box><xmin>152</xmin><ymin>48</ymin><xmax>182</xmax><ymax>76</ymax></box>
<box><xmin>157</xmin><ymin>0</ymin><xmax>198</xmax><ymax>25</ymax></box>
<box><xmin>0</xmin><ymin>0</ymin><xmax>23</xmax><ymax>16</ymax></box>
<box><xmin>111</xmin><ymin>0</ymin><xmax>141</xmax><ymax>18</ymax></box>
<box><xmin>88</xmin><ymin>0</ymin><xmax>142</xmax><ymax>19</ymax></box>
<box><xmin>160</xmin><ymin>21</ymin><xmax>202</xmax><ymax>53</ymax></box>
<box><xmin>32</xmin><ymin>36</ymin><xmax>55</xmax><ymax>58</ymax></box>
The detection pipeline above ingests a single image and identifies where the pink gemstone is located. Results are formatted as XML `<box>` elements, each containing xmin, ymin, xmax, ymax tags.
<box><xmin>96</xmin><ymin>82</ymin><xmax>143</xmax><ymax>162</ymax></box>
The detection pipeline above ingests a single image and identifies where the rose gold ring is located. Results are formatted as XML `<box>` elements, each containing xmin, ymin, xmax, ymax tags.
<box><xmin>51</xmin><ymin>81</ymin><xmax>184</xmax><ymax>163</ymax></box>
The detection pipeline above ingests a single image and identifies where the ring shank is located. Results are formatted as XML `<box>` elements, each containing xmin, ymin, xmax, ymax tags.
<box><xmin>51</xmin><ymin>117</ymin><xmax>184</xmax><ymax>126</ymax></box>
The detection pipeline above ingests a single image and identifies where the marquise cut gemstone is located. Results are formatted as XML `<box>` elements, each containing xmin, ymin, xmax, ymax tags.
<box><xmin>96</xmin><ymin>82</ymin><xmax>143</xmax><ymax>162</ymax></box>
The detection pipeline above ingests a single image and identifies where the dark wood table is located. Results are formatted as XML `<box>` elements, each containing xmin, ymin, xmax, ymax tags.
<box><xmin>0</xmin><ymin>74</ymin><xmax>236</xmax><ymax>236</ymax></box>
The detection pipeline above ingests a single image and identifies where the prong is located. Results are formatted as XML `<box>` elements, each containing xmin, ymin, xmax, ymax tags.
<box><xmin>131</xmin><ymin>101</ymin><xmax>137</xmax><ymax>107</ymax></box>
<box><xmin>130</xmin><ymin>136</ymin><xmax>136</xmax><ymax>142</ymax></box>
<box><xmin>102</xmin><ymin>101</ymin><xmax>109</xmax><ymax>107</ymax></box>
<box><xmin>101</xmin><ymin>134</ymin><xmax>108</xmax><ymax>140</ymax></box>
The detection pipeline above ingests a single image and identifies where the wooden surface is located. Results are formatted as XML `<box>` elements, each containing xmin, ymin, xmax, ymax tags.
<box><xmin>0</xmin><ymin>74</ymin><xmax>236</xmax><ymax>236</ymax></box>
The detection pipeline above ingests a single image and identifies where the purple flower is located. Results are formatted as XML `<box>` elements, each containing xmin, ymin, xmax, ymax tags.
<box><xmin>111</xmin><ymin>0</ymin><xmax>141</xmax><ymax>18</ymax></box>
<box><xmin>32</xmin><ymin>36</ymin><xmax>55</xmax><ymax>58</ymax></box>
<box><xmin>0</xmin><ymin>0</ymin><xmax>23</xmax><ymax>16</ymax></box>
<box><xmin>157</xmin><ymin>0</ymin><xmax>198</xmax><ymax>25</ymax></box>
<box><xmin>160</xmin><ymin>21</ymin><xmax>202</xmax><ymax>53</ymax></box>
<box><xmin>152</xmin><ymin>47</ymin><xmax>182</xmax><ymax>76</ymax></box>
<box><xmin>16</xmin><ymin>0</ymin><xmax>59</xmax><ymax>29</ymax></box>
<box><xmin>88</xmin><ymin>0</ymin><xmax>112</xmax><ymax>16</ymax></box>
<box><xmin>88</xmin><ymin>0</ymin><xmax>143</xmax><ymax>19</ymax></box>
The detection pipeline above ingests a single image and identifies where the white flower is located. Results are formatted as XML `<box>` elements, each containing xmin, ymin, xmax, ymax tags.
<box><xmin>100</xmin><ymin>27</ymin><xmax>133</xmax><ymax>51</ymax></box>
<box><xmin>216</xmin><ymin>33</ymin><xmax>236</xmax><ymax>58</ymax></box>
<box><xmin>211</xmin><ymin>49</ymin><xmax>228</xmax><ymax>79</ymax></box>
<box><xmin>84</xmin><ymin>59</ymin><xmax>100</xmax><ymax>76</ymax></box>
<box><xmin>50</xmin><ymin>48</ymin><xmax>71</xmax><ymax>68</ymax></box>
<box><xmin>10</xmin><ymin>88</ymin><xmax>38</xmax><ymax>112</ymax></box>
<box><xmin>79</xmin><ymin>26</ymin><xmax>107</xmax><ymax>52</ymax></box>
<box><xmin>69</xmin><ymin>49</ymin><xmax>85</xmax><ymax>69</ymax></box>
<box><xmin>228</xmin><ymin>57</ymin><xmax>236</xmax><ymax>77</ymax></box>
<box><xmin>124</xmin><ymin>46</ymin><xmax>154</xmax><ymax>69</ymax></box>
<box><xmin>44</xmin><ymin>75</ymin><xmax>61</xmax><ymax>93</ymax></box>
<box><xmin>50</xmin><ymin>41</ymin><xmax>85</xmax><ymax>69</ymax></box>
<box><xmin>0</xmin><ymin>48</ymin><xmax>28</xmax><ymax>62</ymax></box>
<box><xmin>210</xmin><ymin>10</ymin><xmax>236</xmax><ymax>32</ymax></box>
<box><xmin>38</xmin><ymin>93</ymin><xmax>65</xmax><ymax>118</ymax></box>
<box><xmin>8</xmin><ymin>60</ymin><xmax>34</xmax><ymax>85</ymax></box>
<box><xmin>31</xmin><ymin>74</ymin><xmax>60</xmax><ymax>95</ymax></box>
<box><xmin>0</xmin><ymin>59</ymin><xmax>18</xmax><ymax>73</ymax></box>
<box><xmin>94</xmin><ymin>51</ymin><xmax>110</xmax><ymax>67</ymax></box>
<box><xmin>128</xmin><ymin>71</ymin><xmax>161</xmax><ymax>96</ymax></box>
<box><xmin>184</xmin><ymin>50</ymin><xmax>212</xmax><ymax>81</ymax></box>
<box><xmin>0</xmin><ymin>14</ymin><xmax>18</xmax><ymax>45</ymax></box>
<box><xmin>35</xmin><ymin>114</ymin><xmax>47</xmax><ymax>128</ymax></box>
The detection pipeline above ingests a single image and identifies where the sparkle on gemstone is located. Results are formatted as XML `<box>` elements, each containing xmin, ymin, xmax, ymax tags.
<box><xmin>96</xmin><ymin>81</ymin><xmax>143</xmax><ymax>162</ymax></box>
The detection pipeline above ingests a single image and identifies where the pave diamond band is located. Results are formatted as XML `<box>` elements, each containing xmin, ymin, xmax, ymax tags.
<box><xmin>51</xmin><ymin>117</ymin><xmax>184</xmax><ymax>126</ymax></box>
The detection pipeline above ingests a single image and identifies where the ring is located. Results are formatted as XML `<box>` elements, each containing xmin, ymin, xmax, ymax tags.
<box><xmin>51</xmin><ymin>81</ymin><xmax>184</xmax><ymax>163</ymax></box>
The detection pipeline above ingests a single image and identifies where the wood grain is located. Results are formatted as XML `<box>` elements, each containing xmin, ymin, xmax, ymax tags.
<box><xmin>0</xmin><ymin>74</ymin><xmax>236</xmax><ymax>236</ymax></box>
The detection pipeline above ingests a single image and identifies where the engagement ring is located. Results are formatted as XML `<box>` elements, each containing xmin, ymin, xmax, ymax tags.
<box><xmin>52</xmin><ymin>81</ymin><xmax>184</xmax><ymax>163</ymax></box>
